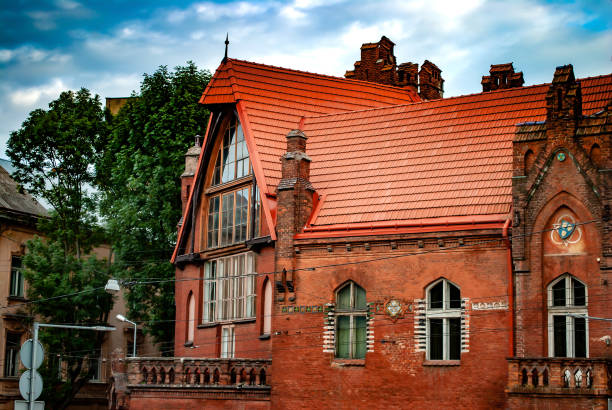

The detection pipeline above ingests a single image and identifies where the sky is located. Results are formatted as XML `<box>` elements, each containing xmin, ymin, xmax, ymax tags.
<box><xmin>0</xmin><ymin>0</ymin><xmax>610</xmax><ymax>156</ymax></box>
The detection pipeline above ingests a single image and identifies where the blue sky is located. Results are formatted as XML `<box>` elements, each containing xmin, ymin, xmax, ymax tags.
<box><xmin>1</xmin><ymin>0</ymin><xmax>611</xmax><ymax>155</ymax></box>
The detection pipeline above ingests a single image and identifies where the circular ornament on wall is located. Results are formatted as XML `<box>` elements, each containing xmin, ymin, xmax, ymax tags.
<box><xmin>557</xmin><ymin>152</ymin><xmax>566</xmax><ymax>162</ymax></box>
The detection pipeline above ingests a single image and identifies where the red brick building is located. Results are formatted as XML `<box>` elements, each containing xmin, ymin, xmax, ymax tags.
<box><xmin>110</xmin><ymin>37</ymin><xmax>612</xmax><ymax>409</ymax></box>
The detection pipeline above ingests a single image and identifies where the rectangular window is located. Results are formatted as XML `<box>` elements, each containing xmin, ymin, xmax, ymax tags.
<box><xmin>10</xmin><ymin>256</ymin><xmax>24</xmax><ymax>298</ymax></box>
<box><xmin>207</xmin><ymin>185</ymin><xmax>261</xmax><ymax>249</ymax></box>
<box><xmin>203</xmin><ymin>253</ymin><xmax>256</xmax><ymax>323</ymax></box>
<box><xmin>4</xmin><ymin>332</ymin><xmax>20</xmax><ymax>377</ymax></box>
<box><xmin>220</xmin><ymin>326</ymin><xmax>235</xmax><ymax>358</ymax></box>
<box><xmin>429</xmin><ymin>319</ymin><xmax>443</xmax><ymax>360</ymax></box>
<box><xmin>89</xmin><ymin>357</ymin><xmax>102</xmax><ymax>381</ymax></box>
<box><xmin>574</xmin><ymin>317</ymin><xmax>586</xmax><ymax>358</ymax></box>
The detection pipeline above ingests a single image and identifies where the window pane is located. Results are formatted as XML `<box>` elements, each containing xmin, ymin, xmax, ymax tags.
<box><xmin>222</xmin><ymin>123</ymin><xmax>236</xmax><ymax>183</ymax></box>
<box><xmin>552</xmin><ymin>280</ymin><xmax>566</xmax><ymax>306</ymax></box>
<box><xmin>553</xmin><ymin>316</ymin><xmax>567</xmax><ymax>357</ymax></box>
<box><xmin>235</xmin><ymin>188</ymin><xmax>249</xmax><ymax>242</ymax></box>
<box><xmin>4</xmin><ymin>333</ymin><xmax>20</xmax><ymax>377</ymax></box>
<box><xmin>336</xmin><ymin>285</ymin><xmax>351</xmax><ymax>310</ymax></box>
<box><xmin>429</xmin><ymin>319</ymin><xmax>443</xmax><ymax>360</ymax></box>
<box><xmin>354</xmin><ymin>285</ymin><xmax>366</xmax><ymax>310</ymax></box>
<box><xmin>429</xmin><ymin>282</ymin><xmax>443</xmax><ymax>309</ymax></box>
<box><xmin>354</xmin><ymin>316</ymin><xmax>367</xmax><ymax>359</ymax></box>
<box><xmin>207</xmin><ymin>196</ymin><xmax>219</xmax><ymax>248</ymax></box>
<box><xmin>336</xmin><ymin>316</ymin><xmax>350</xmax><ymax>358</ymax></box>
<box><xmin>574</xmin><ymin>317</ymin><xmax>586</xmax><ymax>358</ymax></box>
<box><xmin>221</xmin><ymin>192</ymin><xmax>235</xmax><ymax>246</ymax></box>
<box><xmin>10</xmin><ymin>256</ymin><xmax>23</xmax><ymax>297</ymax></box>
<box><xmin>449</xmin><ymin>318</ymin><xmax>461</xmax><ymax>360</ymax></box>
<box><xmin>449</xmin><ymin>283</ymin><xmax>461</xmax><ymax>309</ymax></box>
<box><xmin>253</xmin><ymin>185</ymin><xmax>261</xmax><ymax>238</ymax></box>
<box><xmin>573</xmin><ymin>279</ymin><xmax>585</xmax><ymax>306</ymax></box>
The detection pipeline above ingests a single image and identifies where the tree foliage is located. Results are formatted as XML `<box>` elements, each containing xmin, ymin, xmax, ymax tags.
<box><xmin>7</xmin><ymin>89</ymin><xmax>107</xmax><ymax>256</ymax></box>
<box><xmin>23</xmin><ymin>238</ymin><xmax>114</xmax><ymax>409</ymax></box>
<box><xmin>7</xmin><ymin>88</ymin><xmax>113</xmax><ymax>409</ymax></box>
<box><xmin>98</xmin><ymin>62</ymin><xmax>211</xmax><ymax>351</ymax></box>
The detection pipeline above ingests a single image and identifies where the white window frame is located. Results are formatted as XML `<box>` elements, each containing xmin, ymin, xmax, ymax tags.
<box><xmin>220</xmin><ymin>325</ymin><xmax>235</xmax><ymax>358</ymax></box>
<box><xmin>9</xmin><ymin>256</ymin><xmax>24</xmax><ymax>298</ymax></box>
<box><xmin>425</xmin><ymin>278</ymin><xmax>462</xmax><ymax>361</ymax></box>
<box><xmin>89</xmin><ymin>356</ymin><xmax>102</xmax><ymax>381</ymax></box>
<box><xmin>203</xmin><ymin>252</ymin><xmax>256</xmax><ymax>323</ymax></box>
<box><xmin>547</xmin><ymin>274</ymin><xmax>588</xmax><ymax>358</ymax></box>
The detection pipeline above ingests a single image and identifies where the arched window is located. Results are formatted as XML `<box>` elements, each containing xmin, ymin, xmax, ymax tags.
<box><xmin>262</xmin><ymin>278</ymin><xmax>272</xmax><ymax>336</ymax></box>
<box><xmin>335</xmin><ymin>281</ymin><xmax>367</xmax><ymax>359</ymax></box>
<box><xmin>187</xmin><ymin>291</ymin><xmax>195</xmax><ymax>343</ymax></box>
<box><xmin>211</xmin><ymin>115</ymin><xmax>250</xmax><ymax>185</ymax></box>
<box><xmin>426</xmin><ymin>278</ymin><xmax>462</xmax><ymax>361</ymax></box>
<box><xmin>548</xmin><ymin>274</ymin><xmax>588</xmax><ymax>358</ymax></box>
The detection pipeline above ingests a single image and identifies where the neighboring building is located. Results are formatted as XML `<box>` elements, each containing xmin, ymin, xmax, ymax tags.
<box><xmin>110</xmin><ymin>37</ymin><xmax>612</xmax><ymax>409</ymax></box>
<box><xmin>0</xmin><ymin>160</ymin><xmax>156</xmax><ymax>409</ymax></box>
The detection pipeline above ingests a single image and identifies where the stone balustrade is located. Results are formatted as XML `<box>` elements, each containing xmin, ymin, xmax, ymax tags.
<box><xmin>122</xmin><ymin>357</ymin><xmax>271</xmax><ymax>388</ymax></box>
<box><xmin>507</xmin><ymin>357</ymin><xmax>611</xmax><ymax>394</ymax></box>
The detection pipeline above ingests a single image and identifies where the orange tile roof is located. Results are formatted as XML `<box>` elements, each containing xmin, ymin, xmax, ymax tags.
<box><xmin>301</xmin><ymin>74</ymin><xmax>612</xmax><ymax>228</ymax></box>
<box><xmin>200</xmin><ymin>58</ymin><xmax>421</xmax><ymax>193</ymax></box>
<box><xmin>196</xmin><ymin>58</ymin><xmax>610</xmax><ymax>235</ymax></box>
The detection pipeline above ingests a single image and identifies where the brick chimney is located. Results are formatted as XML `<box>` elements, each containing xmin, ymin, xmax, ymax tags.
<box><xmin>482</xmin><ymin>63</ymin><xmax>524</xmax><ymax>92</ymax></box>
<box><xmin>275</xmin><ymin>129</ymin><xmax>315</xmax><ymax>302</ymax></box>
<box><xmin>397</xmin><ymin>62</ymin><xmax>419</xmax><ymax>93</ymax></box>
<box><xmin>345</xmin><ymin>36</ymin><xmax>397</xmax><ymax>86</ymax></box>
<box><xmin>180</xmin><ymin>136</ymin><xmax>202</xmax><ymax>215</ymax></box>
<box><xmin>418</xmin><ymin>60</ymin><xmax>444</xmax><ymax>100</ymax></box>
<box><xmin>545</xmin><ymin>64</ymin><xmax>582</xmax><ymax>142</ymax></box>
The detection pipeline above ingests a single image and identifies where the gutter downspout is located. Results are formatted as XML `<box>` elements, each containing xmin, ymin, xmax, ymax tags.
<box><xmin>502</xmin><ymin>217</ymin><xmax>514</xmax><ymax>357</ymax></box>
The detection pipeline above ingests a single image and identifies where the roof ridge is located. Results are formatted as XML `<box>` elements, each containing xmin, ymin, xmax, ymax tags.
<box><xmin>225</xmin><ymin>58</ymin><xmax>420</xmax><ymax>96</ymax></box>
<box><xmin>303</xmin><ymin>73</ymin><xmax>611</xmax><ymax>122</ymax></box>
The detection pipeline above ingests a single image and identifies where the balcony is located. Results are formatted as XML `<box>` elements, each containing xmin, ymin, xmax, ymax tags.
<box><xmin>109</xmin><ymin>356</ymin><xmax>271</xmax><ymax>408</ymax></box>
<box><xmin>507</xmin><ymin>357</ymin><xmax>611</xmax><ymax>407</ymax></box>
<box><xmin>125</xmin><ymin>357</ymin><xmax>271</xmax><ymax>388</ymax></box>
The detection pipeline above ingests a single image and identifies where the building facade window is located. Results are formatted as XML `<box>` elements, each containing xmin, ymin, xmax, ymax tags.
<box><xmin>426</xmin><ymin>278</ymin><xmax>461</xmax><ymax>361</ymax></box>
<box><xmin>10</xmin><ymin>256</ymin><xmax>24</xmax><ymax>298</ymax></box>
<box><xmin>335</xmin><ymin>281</ymin><xmax>367</xmax><ymax>359</ymax></box>
<box><xmin>4</xmin><ymin>332</ymin><xmax>21</xmax><ymax>377</ymax></box>
<box><xmin>212</xmin><ymin>116</ymin><xmax>250</xmax><ymax>186</ymax></box>
<box><xmin>262</xmin><ymin>279</ymin><xmax>272</xmax><ymax>336</ymax></box>
<box><xmin>206</xmin><ymin>115</ymin><xmax>260</xmax><ymax>249</ymax></box>
<box><xmin>220</xmin><ymin>325</ymin><xmax>235</xmax><ymax>358</ymax></box>
<box><xmin>187</xmin><ymin>291</ymin><xmax>195</xmax><ymax>343</ymax></box>
<box><xmin>548</xmin><ymin>274</ymin><xmax>588</xmax><ymax>358</ymax></box>
<box><xmin>203</xmin><ymin>252</ymin><xmax>256</xmax><ymax>323</ymax></box>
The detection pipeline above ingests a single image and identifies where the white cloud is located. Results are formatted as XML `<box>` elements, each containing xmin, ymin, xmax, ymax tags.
<box><xmin>55</xmin><ymin>0</ymin><xmax>81</xmax><ymax>10</ymax></box>
<box><xmin>9</xmin><ymin>78</ymin><xmax>68</xmax><ymax>107</ymax></box>
<box><xmin>279</xmin><ymin>6</ymin><xmax>306</xmax><ymax>21</ymax></box>
<box><xmin>0</xmin><ymin>50</ymin><xmax>14</xmax><ymax>63</ymax></box>
<box><xmin>27</xmin><ymin>11</ymin><xmax>57</xmax><ymax>30</ymax></box>
<box><xmin>194</xmin><ymin>1</ymin><xmax>268</xmax><ymax>21</ymax></box>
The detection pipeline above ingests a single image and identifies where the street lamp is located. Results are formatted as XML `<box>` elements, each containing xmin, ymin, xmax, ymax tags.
<box><xmin>116</xmin><ymin>314</ymin><xmax>137</xmax><ymax>358</ymax></box>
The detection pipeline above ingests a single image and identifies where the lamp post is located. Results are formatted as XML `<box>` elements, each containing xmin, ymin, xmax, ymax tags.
<box><xmin>27</xmin><ymin>322</ymin><xmax>115</xmax><ymax>410</ymax></box>
<box><xmin>116</xmin><ymin>314</ymin><xmax>137</xmax><ymax>358</ymax></box>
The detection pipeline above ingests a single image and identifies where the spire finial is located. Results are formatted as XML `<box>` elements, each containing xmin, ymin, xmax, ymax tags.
<box><xmin>224</xmin><ymin>33</ymin><xmax>229</xmax><ymax>62</ymax></box>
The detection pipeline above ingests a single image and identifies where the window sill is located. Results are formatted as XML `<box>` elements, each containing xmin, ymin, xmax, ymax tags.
<box><xmin>332</xmin><ymin>359</ymin><xmax>365</xmax><ymax>367</ymax></box>
<box><xmin>259</xmin><ymin>334</ymin><xmax>270</xmax><ymax>340</ymax></box>
<box><xmin>7</xmin><ymin>296</ymin><xmax>26</xmax><ymax>302</ymax></box>
<box><xmin>423</xmin><ymin>360</ymin><xmax>461</xmax><ymax>367</ymax></box>
<box><xmin>198</xmin><ymin>318</ymin><xmax>256</xmax><ymax>329</ymax></box>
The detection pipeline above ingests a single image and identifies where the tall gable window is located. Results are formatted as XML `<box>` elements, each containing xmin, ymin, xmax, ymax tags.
<box><xmin>548</xmin><ymin>274</ymin><xmax>588</xmax><ymax>358</ymax></box>
<box><xmin>426</xmin><ymin>279</ymin><xmax>462</xmax><ymax>361</ymax></box>
<box><xmin>212</xmin><ymin>116</ymin><xmax>250</xmax><ymax>186</ymax></box>
<box><xmin>335</xmin><ymin>282</ymin><xmax>367</xmax><ymax>359</ymax></box>
<box><xmin>206</xmin><ymin>115</ymin><xmax>260</xmax><ymax>248</ymax></box>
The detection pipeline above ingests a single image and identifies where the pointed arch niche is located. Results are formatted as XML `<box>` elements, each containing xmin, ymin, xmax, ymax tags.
<box><xmin>202</xmin><ymin>112</ymin><xmax>262</xmax><ymax>249</ymax></box>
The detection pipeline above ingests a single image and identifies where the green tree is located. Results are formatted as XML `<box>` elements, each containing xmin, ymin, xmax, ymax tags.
<box><xmin>23</xmin><ymin>238</ymin><xmax>114</xmax><ymax>409</ymax></box>
<box><xmin>7</xmin><ymin>88</ymin><xmax>113</xmax><ymax>409</ymax></box>
<box><xmin>98</xmin><ymin>62</ymin><xmax>211</xmax><ymax>352</ymax></box>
